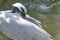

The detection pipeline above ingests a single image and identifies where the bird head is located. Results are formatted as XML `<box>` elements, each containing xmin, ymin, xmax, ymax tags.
<box><xmin>12</xmin><ymin>3</ymin><xmax>27</xmax><ymax>18</ymax></box>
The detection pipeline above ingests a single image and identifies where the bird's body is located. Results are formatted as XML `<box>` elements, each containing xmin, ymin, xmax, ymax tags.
<box><xmin>0</xmin><ymin>11</ymin><xmax>53</xmax><ymax>40</ymax></box>
<box><xmin>4</xmin><ymin>10</ymin><xmax>42</xmax><ymax>28</ymax></box>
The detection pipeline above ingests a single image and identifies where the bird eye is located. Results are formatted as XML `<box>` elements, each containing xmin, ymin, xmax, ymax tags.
<box><xmin>21</xmin><ymin>7</ymin><xmax>25</xmax><ymax>14</ymax></box>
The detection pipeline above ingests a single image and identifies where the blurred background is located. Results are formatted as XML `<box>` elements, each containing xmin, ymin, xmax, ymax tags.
<box><xmin>0</xmin><ymin>0</ymin><xmax>60</xmax><ymax>40</ymax></box>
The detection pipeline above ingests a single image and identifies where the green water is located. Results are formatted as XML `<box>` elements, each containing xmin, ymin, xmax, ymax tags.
<box><xmin>0</xmin><ymin>0</ymin><xmax>60</xmax><ymax>40</ymax></box>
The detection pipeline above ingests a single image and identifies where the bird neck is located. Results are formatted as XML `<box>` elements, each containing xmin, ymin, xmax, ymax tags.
<box><xmin>21</xmin><ymin>14</ymin><xmax>26</xmax><ymax>19</ymax></box>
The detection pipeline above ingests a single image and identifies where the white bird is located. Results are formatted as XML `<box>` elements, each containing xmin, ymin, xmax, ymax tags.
<box><xmin>5</xmin><ymin>3</ymin><xmax>42</xmax><ymax>28</ymax></box>
<box><xmin>0</xmin><ymin>3</ymin><xmax>53</xmax><ymax>40</ymax></box>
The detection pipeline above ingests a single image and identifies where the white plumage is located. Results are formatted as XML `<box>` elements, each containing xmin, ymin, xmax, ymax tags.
<box><xmin>0</xmin><ymin>11</ymin><xmax>53</xmax><ymax>40</ymax></box>
<box><xmin>0</xmin><ymin>3</ymin><xmax>53</xmax><ymax>40</ymax></box>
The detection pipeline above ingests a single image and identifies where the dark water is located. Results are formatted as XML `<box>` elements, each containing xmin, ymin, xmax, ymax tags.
<box><xmin>0</xmin><ymin>0</ymin><xmax>60</xmax><ymax>40</ymax></box>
